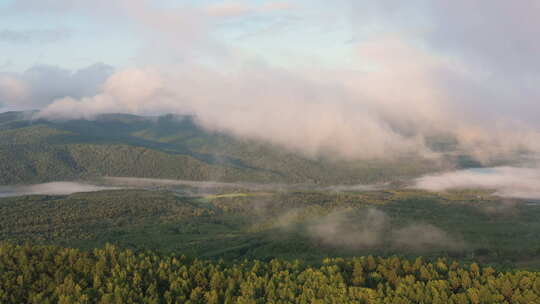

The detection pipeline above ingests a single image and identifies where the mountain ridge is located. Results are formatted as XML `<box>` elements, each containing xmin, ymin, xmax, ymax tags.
<box><xmin>0</xmin><ymin>111</ymin><xmax>467</xmax><ymax>185</ymax></box>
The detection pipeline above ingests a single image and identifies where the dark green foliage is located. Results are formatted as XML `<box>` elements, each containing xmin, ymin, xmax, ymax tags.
<box><xmin>2</xmin><ymin>189</ymin><xmax>540</xmax><ymax>269</ymax></box>
<box><xmin>0</xmin><ymin>190</ymin><xmax>210</xmax><ymax>244</ymax></box>
<box><xmin>1</xmin><ymin>242</ymin><xmax>539</xmax><ymax>303</ymax></box>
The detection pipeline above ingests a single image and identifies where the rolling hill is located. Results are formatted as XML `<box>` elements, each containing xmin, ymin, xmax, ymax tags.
<box><xmin>0</xmin><ymin>111</ymin><xmax>456</xmax><ymax>185</ymax></box>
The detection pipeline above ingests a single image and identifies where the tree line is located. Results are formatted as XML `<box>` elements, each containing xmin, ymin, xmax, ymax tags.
<box><xmin>0</xmin><ymin>242</ymin><xmax>538</xmax><ymax>303</ymax></box>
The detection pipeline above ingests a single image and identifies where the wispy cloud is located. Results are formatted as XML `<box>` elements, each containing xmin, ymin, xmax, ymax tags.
<box><xmin>0</xmin><ymin>28</ymin><xmax>70</xmax><ymax>44</ymax></box>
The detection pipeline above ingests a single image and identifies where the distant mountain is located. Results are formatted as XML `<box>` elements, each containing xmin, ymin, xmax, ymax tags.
<box><xmin>0</xmin><ymin>111</ymin><xmax>467</xmax><ymax>185</ymax></box>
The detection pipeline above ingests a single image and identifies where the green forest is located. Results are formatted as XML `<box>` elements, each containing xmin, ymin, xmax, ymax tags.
<box><xmin>1</xmin><ymin>242</ymin><xmax>539</xmax><ymax>303</ymax></box>
<box><xmin>2</xmin><ymin>189</ymin><xmax>540</xmax><ymax>268</ymax></box>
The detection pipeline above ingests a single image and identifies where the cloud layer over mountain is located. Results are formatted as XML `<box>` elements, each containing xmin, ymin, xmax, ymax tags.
<box><xmin>2</xmin><ymin>1</ymin><xmax>540</xmax><ymax>160</ymax></box>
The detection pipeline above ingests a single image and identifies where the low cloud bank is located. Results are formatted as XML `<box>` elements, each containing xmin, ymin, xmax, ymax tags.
<box><xmin>105</xmin><ymin>177</ymin><xmax>294</xmax><ymax>192</ymax></box>
<box><xmin>105</xmin><ymin>177</ymin><xmax>245</xmax><ymax>189</ymax></box>
<box><xmin>2</xmin><ymin>1</ymin><xmax>540</xmax><ymax>162</ymax></box>
<box><xmin>32</xmin><ymin>61</ymin><xmax>540</xmax><ymax>162</ymax></box>
<box><xmin>0</xmin><ymin>182</ymin><xmax>117</xmax><ymax>197</ymax></box>
<box><xmin>0</xmin><ymin>177</ymin><xmax>381</xmax><ymax>198</ymax></box>
<box><xmin>106</xmin><ymin>177</ymin><xmax>386</xmax><ymax>194</ymax></box>
<box><xmin>323</xmin><ymin>184</ymin><xmax>387</xmax><ymax>192</ymax></box>
<box><xmin>414</xmin><ymin>167</ymin><xmax>540</xmax><ymax>199</ymax></box>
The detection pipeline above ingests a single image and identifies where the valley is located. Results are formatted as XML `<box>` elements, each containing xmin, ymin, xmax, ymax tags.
<box><xmin>1</xmin><ymin>184</ymin><xmax>539</xmax><ymax>270</ymax></box>
<box><xmin>1</xmin><ymin>112</ymin><xmax>539</xmax><ymax>303</ymax></box>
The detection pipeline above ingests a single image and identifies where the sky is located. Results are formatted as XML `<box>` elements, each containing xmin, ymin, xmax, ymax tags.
<box><xmin>0</xmin><ymin>0</ymin><xmax>353</xmax><ymax>71</ymax></box>
<box><xmin>1</xmin><ymin>0</ymin><xmax>540</xmax><ymax>160</ymax></box>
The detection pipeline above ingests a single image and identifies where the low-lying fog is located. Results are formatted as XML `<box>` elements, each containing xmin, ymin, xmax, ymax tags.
<box><xmin>1</xmin><ymin>167</ymin><xmax>539</xmax><ymax>200</ymax></box>
<box><xmin>0</xmin><ymin>178</ymin><xmax>301</xmax><ymax>198</ymax></box>
<box><xmin>414</xmin><ymin>166</ymin><xmax>540</xmax><ymax>199</ymax></box>
<box><xmin>0</xmin><ymin>182</ymin><xmax>118</xmax><ymax>198</ymax></box>
<box><xmin>104</xmin><ymin>177</ymin><xmax>284</xmax><ymax>191</ymax></box>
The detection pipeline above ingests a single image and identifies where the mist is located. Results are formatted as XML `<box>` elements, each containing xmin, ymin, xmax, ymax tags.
<box><xmin>104</xmin><ymin>177</ymin><xmax>246</xmax><ymax>190</ymax></box>
<box><xmin>308</xmin><ymin>208</ymin><xmax>388</xmax><ymax>248</ymax></box>
<box><xmin>324</xmin><ymin>184</ymin><xmax>387</xmax><ymax>193</ymax></box>
<box><xmin>391</xmin><ymin>224</ymin><xmax>464</xmax><ymax>252</ymax></box>
<box><xmin>0</xmin><ymin>182</ymin><xmax>117</xmax><ymax>198</ymax></box>
<box><xmin>0</xmin><ymin>177</ymin><xmax>386</xmax><ymax>199</ymax></box>
<box><xmin>414</xmin><ymin>167</ymin><xmax>540</xmax><ymax>199</ymax></box>
<box><xmin>308</xmin><ymin>208</ymin><xmax>463</xmax><ymax>252</ymax></box>
<box><xmin>104</xmin><ymin>177</ymin><xmax>302</xmax><ymax>193</ymax></box>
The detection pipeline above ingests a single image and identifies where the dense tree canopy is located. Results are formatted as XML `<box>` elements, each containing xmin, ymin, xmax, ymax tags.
<box><xmin>1</xmin><ymin>242</ymin><xmax>538</xmax><ymax>303</ymax></box>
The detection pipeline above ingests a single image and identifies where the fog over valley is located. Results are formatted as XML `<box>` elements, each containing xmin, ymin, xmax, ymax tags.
<box><xmin>0</xmin><ymin>182</ymin><xmax>118</xmax><ymax>198</ymax></box>
<box><xmin>414</xmin><ymin>166</ymin><xmax>540</xmax><ymax>200</ymax></box>
<box><xmin>3</xmin><ymin>167</ymin><xmax>540</xmax><ymax>201</ymax></box>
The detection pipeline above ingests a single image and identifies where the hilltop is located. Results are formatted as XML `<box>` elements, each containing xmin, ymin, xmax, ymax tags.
<box><xmin>0</xmin><ymin>111</ymin><xmax>462</xmax><ymax>185</ymax></box>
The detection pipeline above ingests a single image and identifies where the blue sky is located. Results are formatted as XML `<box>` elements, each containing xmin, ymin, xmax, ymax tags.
<box><xmin>0</xmin><ymin>0</ymin><xmax>142</xmax><ymax>71</ymax></box>
<box><xmin>0</xmin><ymin>0</ymin><xmax>359</xmax><ymax>72</ymax></box>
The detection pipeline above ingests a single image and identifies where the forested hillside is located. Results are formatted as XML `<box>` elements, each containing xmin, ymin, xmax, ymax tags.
<box><xmin>0</xmin><ymin>111</ymin><xmax>455</xmax><ymax>185</ymax></box>
<box><xmin>1</xmin><ymin>242</ymin><xmax>538</xmax><ymax>303</ymax></box>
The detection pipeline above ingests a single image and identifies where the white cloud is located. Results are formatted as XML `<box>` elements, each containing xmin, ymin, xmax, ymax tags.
<box><xmin>414</xmin><ymin>167</ymin><xmax>540</xmax><ymax>199</ymax></box>
<box><xmin>3</xmin><ymin>0</ymin><xmax>540</xmax><ymax>161</ymax></box>
<box><xmin>0</xmin><ymin>63</ymin><xmax>113</xmax><ymax>110</ymax></box>
<box><xmin>0</xmin><ymin>76</ymin><xmax>28</xmax><ymax>105</ymax></box>
<box><xmin>38</xmin><ymin>67</ymin><xmax>168</xmax><ymax>119</ymax></box>
<box><xmin>36</xmin><ymin>35</ymin><xmax>540</xmax><ymax>160</ymax></box>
